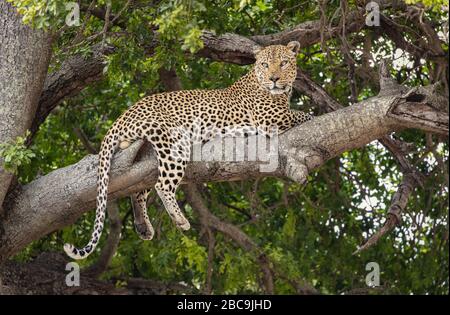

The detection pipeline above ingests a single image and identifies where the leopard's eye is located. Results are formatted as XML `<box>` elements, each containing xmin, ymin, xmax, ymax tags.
<box><xmin>261</xmin><ymin>62</ymin><xmax>269</xmax><ymax>68</ymax></box>
<box><xmin>280</xmin><ymin>60</ymin><xmax>288</xmax><ymax>67</ymax></box>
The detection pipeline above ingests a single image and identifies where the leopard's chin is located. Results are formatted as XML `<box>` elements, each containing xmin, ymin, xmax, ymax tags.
<box><xmin>269</xmin><ymin>87</ymin><xmax>288</xmax><ymax>95</ymax></box>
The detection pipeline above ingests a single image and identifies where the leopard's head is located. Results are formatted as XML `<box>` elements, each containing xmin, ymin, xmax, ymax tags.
<box><xmin>253</xmin><ymin>41</ymin><xmax>300</xmax><ymax>95</ymax></box>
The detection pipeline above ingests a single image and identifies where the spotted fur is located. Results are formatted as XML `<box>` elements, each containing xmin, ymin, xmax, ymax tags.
<box><xmin>64</xmin><ymin>41</ymin><xmax>312</xmax><ymax>259</ymax></box>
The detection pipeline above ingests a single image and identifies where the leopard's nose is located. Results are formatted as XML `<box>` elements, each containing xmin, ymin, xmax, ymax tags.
<box><xmin>269</xmin><ymin>75</ymin><xmax>280</xmax><ymax>83</ymax></box>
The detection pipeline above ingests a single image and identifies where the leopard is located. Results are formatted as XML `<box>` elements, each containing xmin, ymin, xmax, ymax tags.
<box><xmin>64</xmin><ymin>41</ymin><xmax>313</xmax><ymax>260</ymax></box>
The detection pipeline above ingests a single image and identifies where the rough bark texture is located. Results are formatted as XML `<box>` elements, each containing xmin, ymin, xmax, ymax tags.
<box><xmin>0</xmin><ymin>0</ymin><xmax>53</xmax><ymax>207</ymax></box>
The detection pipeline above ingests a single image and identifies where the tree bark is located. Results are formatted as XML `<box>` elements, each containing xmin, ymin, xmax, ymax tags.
<box><xmin>0</xmin><ymin>0</ymin><xmax>53</xmax><ymax>208</ymax></box>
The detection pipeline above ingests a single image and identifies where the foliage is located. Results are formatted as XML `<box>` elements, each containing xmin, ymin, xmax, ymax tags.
<box><xmin>8</xmin><ymin>0</ymin><xmax>449</xmax><ymax>294</ymax></box>
<box><xmin>404</xmin><ymin>0</ymin><xmax>448</xmax><ymax>10</ymax></box>
<box><xmin>6</xmin><ymin>0</ymin><xmax>68</xmax><ymax>29</ymax></box>
<box><xmin>0</xmin><ymin>131</ymin><xmax>35</xmax><ymax>175</ymax></box>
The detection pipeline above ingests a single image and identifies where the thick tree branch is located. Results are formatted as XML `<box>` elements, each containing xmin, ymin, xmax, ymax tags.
<box><xmin>387</xmin><ymin>86</ymin><xmax>449</xmax><ymax>136</ymax></box>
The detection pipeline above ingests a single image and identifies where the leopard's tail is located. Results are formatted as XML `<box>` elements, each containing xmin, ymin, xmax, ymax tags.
<box><xmin>64</xmin><ymin>128</ymin><xmax>119</xmax><ymax>260</ymax></box>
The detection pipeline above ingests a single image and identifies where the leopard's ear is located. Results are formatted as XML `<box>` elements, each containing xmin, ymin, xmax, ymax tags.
<box><xmin>252</xmin><ymin>45</ymin><xmax>263</xmax><ymax>56</ymax></box>
<box><xmin>286</xmin><ymin>41</ymin><xmax>300</xmax><ymax>54</ymax></box>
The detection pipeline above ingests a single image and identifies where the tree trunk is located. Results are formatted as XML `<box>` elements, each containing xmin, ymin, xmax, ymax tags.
<box><xmin>0</xmin><ymin>0</ymin><xmax>53</xmax><ymax>208</ymax></box>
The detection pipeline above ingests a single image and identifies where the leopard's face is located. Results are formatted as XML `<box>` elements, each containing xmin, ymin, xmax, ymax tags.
<box><xmin>253</xmin><ymin>41</ymin><xmax>300</xmax><ymax>95</ymax></box>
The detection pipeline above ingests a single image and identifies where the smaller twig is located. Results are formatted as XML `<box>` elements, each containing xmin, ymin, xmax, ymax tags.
<box><xmin>110</xmin><ymin>0</ymin><xmax>133</xmax><ymax>26</ymax></box>
<box><xmin>220</xmin><ymin>202</ymin><xmax>252</xmax><ymax>220</ymax></box>
<box><xmin>318</xmin><ymin>0</ymin><xmax>331</xmax><ymax>62</ymax></box>
<box><xmin>73</xmin><ymin>127</ymin><xmax>98</xmax><ymax>154</ymax></box>
<box><xmin>353</xmin><ymin>173</ymin><xmax>417</xmax><ymax>255</ymax></box>
<box><xmin>71</xmin><ymin>0</ymin><xmax>97</xmax><ymax>45</ymax></box>
<box><xmin>380</xmin><ymin>136</ymin><xmax>424</xmax><ymax>187</ymax></box>
<box><xmin>352</xmin><ymin>214</ymin><xmax>399</xmax><ymax>255</ymax></box>
<box><xmin>101</xmin><ymin>1</ymin><xmax>112</xmax><ymax>46</ymax></box>
<box><xmin>63</xmin><ymin>0</ymin><xmax>132</xmax><ymax>54</ymax></box>
<box><xmin>274</xmin><ymin>1</ymin><xmax>308</xmax><ymax>27</ymax></box>
<box><xmin>274</xmin><ymin>271</ymin><xmax>319</xmax><ymax>295</ymax></box>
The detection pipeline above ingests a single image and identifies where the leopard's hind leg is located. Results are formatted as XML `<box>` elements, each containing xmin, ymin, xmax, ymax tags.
<box><xmin>150</xmin><ymin>130</ymin><xmax>191</xmax><ymax>231</ymax></box>
<box><xmin>131</xmin><ymin>189</ymin><xmax>154</xmax><ymax>240</ymax></box>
